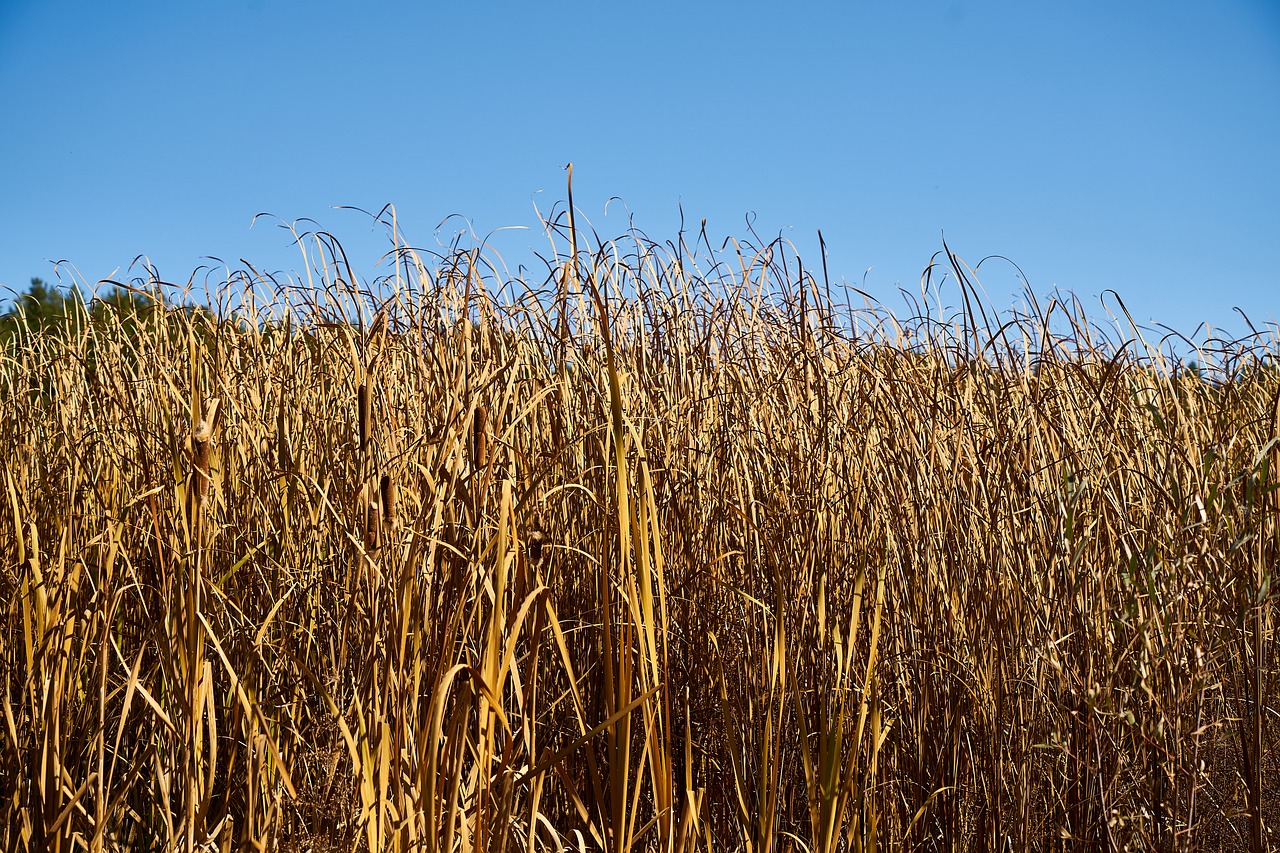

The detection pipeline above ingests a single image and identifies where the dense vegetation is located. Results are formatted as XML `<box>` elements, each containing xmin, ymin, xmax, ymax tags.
<box><xmin>2</xmin><ymin>277</ymin><xmax>166</xmax><ymax>337</ymax></box>
<box><xmin>2</xmin><ymin>206</ymin><xmax>1277</xmax><ymax>851</ymax></box>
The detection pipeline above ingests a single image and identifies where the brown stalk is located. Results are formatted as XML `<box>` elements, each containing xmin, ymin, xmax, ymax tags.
<box><xmin>5</xmin><ymin>209</ymin><xmax>1278</xmax><ymax>852</ymax></box>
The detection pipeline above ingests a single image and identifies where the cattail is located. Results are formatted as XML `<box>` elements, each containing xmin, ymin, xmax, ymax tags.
<box><xmin>191</xmin><ymin>423</ymin><xmax>211</xmax><ymax>507</ymax></box>
<box><xmin>358</xmin><ymin>379</ymin><xmax>372</xmax><ymax>451</ymax></box>
<box><xmin>364</xmin><ymin>498</ymin><xmax>381</xmax><ymax>552</ymax></box>
<box><xmin>471</xmin><ymin>403</ymin><xmax>489</xmax><ymax>472</ymax></box>
<box><xmin>190</xmin><ymin>399</ymin><xmax>219</xmax><ymax>513</ymax></box>
<box><xmin>380</xmin><ymin>474</ymin><xmax>398</xmax><ymax>532</ymax></box>
<box><xmin>527</xmin><ymin>519</ymin><xmax>547</xmax><ymax>574</ymax></box>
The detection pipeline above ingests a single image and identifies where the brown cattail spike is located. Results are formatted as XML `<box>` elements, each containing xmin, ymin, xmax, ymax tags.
<box><xmin>527</xmin><ymin>520</ymin><xmax>547</xmax><ymax>574</ymax></box>
<box><xmin>358</xmin><ymin>380</ymin><xmax>372</xmax><ymax>451</ymax></box>
<box><xmin>191</xmin><ymin>422</ymin><xmax>211</xmax><ymax>510</ymax></box>
<box><xmin>190</xmin><ymin>398</ymin><xmax>219</xmax><ymax>512</ymax></box>
<box><xmin>380</xmin><ymin>474</ymin><xmax>398</xmax><ymax>532</ymax></box>
<box><xmin>471</xmin><ymin>403</ymin><xmax>489</xmax><ymax>472</ymax></box>
<box><xmin>364</xmin><ymin>498</ymin><xmax>381</xmax><ymax>552</ymax></box>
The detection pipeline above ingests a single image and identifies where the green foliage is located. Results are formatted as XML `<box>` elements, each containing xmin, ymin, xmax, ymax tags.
<box><xmin>1</xmin><ymin>276</ymin><xmax>203</xmax><ymax>347</ymax></box>
<box><xmin>0</xmin><ymin>278</ymin><xmax>86</xmax><ymax>340</ymax></box>
<box><xmin>1</xmin><ymin>277</ymin><xmax>194</xmax><ymax>409</ymax></box>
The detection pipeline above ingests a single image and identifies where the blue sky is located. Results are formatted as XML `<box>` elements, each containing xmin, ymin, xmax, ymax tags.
<box><xmin>1</xmin><ymin>0</ymin><xmax>1277</xmax><ymax>343</ymax></box>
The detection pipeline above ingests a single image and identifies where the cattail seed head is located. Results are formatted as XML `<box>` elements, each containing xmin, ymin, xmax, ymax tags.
<box><xmin>364</xmin><ymin>498</ymin><xmax>381</xmax><ymax>552</ymax></box>
<box><xmin>191</xmin><ymin>419</ymin><xmax>213</xmax><ymax>509</ymax></box>
<box><xmin>187</xmin><ymin>400</ymin><xmax>218</xmax><ymax>525</ymax></box>
<box><xmin>471</xmin><ymin>403</ymin><xmax>489</xmax><ymax>472</ymax></box>
<box><xmin>527</xmin><ymin>520</ymin><xmax>547</xmax><ymax>573</ymax></box>
<box><xmin>358</xmin><ymin>380</ymin><xmax>372</xmax><ymax>451</ymax></box>
<box><xmin>380</xmin><ymin>474</ymin><xmax>398</xmax><ymax>532</ymax></box>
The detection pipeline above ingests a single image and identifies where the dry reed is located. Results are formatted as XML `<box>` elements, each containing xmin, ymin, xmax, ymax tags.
<box><xmin>1</xmin><ymin>201</ymin><xmax>1277</xmax><ymax>852</ymax></box>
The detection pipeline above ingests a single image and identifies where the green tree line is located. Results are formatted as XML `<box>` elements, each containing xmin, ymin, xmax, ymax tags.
<box><xmin>1</xmin><ymin>276</ymin><xmax>181</xmax><ymax>343</ymax></box>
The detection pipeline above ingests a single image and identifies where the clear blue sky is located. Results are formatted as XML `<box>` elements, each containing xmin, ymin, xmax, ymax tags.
<box><xmin>2</xmin><ymin>0</ymin><xmax>1277</xmax><ymax>342</ymax></box>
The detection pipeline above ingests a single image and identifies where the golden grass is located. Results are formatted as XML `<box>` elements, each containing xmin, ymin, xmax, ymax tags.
<box><xmin>1</xmin><ymin>204</ymin><xmax>1277</xmax><ymax>851</ymax></box>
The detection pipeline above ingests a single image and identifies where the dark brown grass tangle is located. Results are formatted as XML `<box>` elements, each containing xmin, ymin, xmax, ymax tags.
<box><xmin>1</xmin><ymin>202</ymin><xmax>1278</xmax><ymax>852</ymax></box>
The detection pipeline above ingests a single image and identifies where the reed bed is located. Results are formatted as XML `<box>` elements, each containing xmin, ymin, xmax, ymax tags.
<box><xmin>1</xmin><ymin>203</ymin><xmax>1277</xmax><ymax>852</ymax></box>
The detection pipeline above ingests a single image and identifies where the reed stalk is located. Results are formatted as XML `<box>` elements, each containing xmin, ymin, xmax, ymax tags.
<box><xmin>1</xmin><ymin>201</ymin><xmax>1276</xmax><ymax>851</ymax></box>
